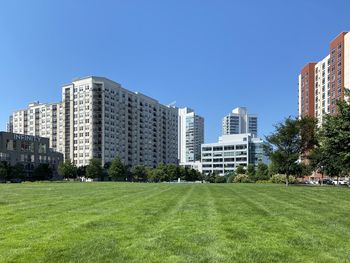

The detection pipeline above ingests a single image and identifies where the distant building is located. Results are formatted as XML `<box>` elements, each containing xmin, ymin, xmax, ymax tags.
<box><xmin>0</xmin><ymin>131</ymin><xmax>63</xmax><ymax>179</ymax></box>
<box><xmin>201</xmin><ymin>134</ymin><xmax>268</xmax><ymax>176</ymax></box>
<box><xmin>8</xmin><ymin>76</ymin><xmax>179</xmax><ymax>167</ymax></box>
<box><xmin>180</xmin><ymin>161</ymin><xmax>202</xmax><ymax>173</ymax></box>
<box><xmin>178</xmin><ymin>107</ymin><xmax>204</xmax><ymax>164</ymax></box>
<box><xmin>62</xmin><ymin>76</ymin><xmax>178</xmax><ymax>167</ymax></box>
<box><xmin>8</xmin><ymin>101</ymin><xmax>64</xmax><ymax>153</ymax></box>
<box><xmin>222</xmin><ymin>107</ymin><xmax>257</xmax><ymax>137</ymax></box>
<box><xmin>298</xmin><ymin>32</ymin><xmax>350</xmax><ymax>125</ymax></box>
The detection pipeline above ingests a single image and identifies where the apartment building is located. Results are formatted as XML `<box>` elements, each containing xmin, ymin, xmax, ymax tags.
<box><xmin>178</xmin><ymin>107</ymin><xmax>204</xmax><ymax>164</ymax></box>
<box><xmin>8</xmin><ymin>102</ymin><xmax>64</xmax><ymax>152</ymax></box>
<box><xmin>8</xmin><ymin>76</ymin><xmax>179</xmax><ymax>167</ymax></box>
<box><xmin>201</xmin><ymin>134</ymin><xmax>268</xmax><ymax>176</ymax></box>
<box><xmin>298</xmin><ymin>32</ymin><xmax>350</xmax><ymax>124</ymax></box>
<box><xmin>62</xmin><ymin>76</ymin><xmax>178</xmax><ymax>167</ymax></box>
<box><xmin>222</xmin><ymin>107</ymin><xmax>258</xmax><ymax>137</ymax></box>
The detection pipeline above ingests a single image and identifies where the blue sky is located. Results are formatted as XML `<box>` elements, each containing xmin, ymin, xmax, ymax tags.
<box><xmin>0</xmin><ymin>0</ymin><xmax>349</xmax><ymax>143</ymax></box>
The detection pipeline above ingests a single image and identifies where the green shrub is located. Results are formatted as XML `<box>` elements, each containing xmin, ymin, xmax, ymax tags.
<box><xmin>227</xmin><ymin>175</ymin><xmax>235</xmax><ymax>183</ymax></box>
<box><xmin>214</xmin><ymin>175</ymin><xmax>226</xmax><ymax>183</ymax></box>
<box><xmin>233</xmin><ymin>174</ymin><xmax>250</xmax><ymax>183</ymax></box>
<box><xmin>270</xmin><ymin>174</ymin><xmax>297</xmax><ymax>184</ymax></box>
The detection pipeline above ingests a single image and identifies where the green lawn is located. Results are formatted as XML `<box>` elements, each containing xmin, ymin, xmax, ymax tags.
<box><xmin>0</xmin><ymin>183</ymin><xmax>349</xmax><ymax>263</ymax></box>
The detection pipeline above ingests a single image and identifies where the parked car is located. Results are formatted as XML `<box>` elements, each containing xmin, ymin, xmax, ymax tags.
<box><xmin>339</xmin><ymin>180</ymin><xmax>349</xmax><ymax>186</ymax></box>
<box><xmin>331</xmin><ymin>179</ymin><xmax>349</xmax><ymax>186</ymax></box>
<box><xmin>322</xmin><ymin>179</ymin><xmax>333</xmax><ymax>185</ymax></box>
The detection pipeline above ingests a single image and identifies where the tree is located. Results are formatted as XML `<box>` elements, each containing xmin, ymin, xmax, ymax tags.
<box><xmin>147</xmin><ymin>167</ymin><xmax>163</xmax><ymax>182</ymax></box>
<box><xmin>131</xmin><ymin>165</ymin><xmax>148</xmax><ymax>182</ymax></box>
<box><xmin>179</xmin><ymin>166</ymin><xmax>189</xmax><ymax>181</ymax></box>
<box><xmin>268</xmin><ymin>161</ymin><xmax>278</xmax><ymax>177</ymax></box>
<box><xmin>11</xmin><ymin>163</ymin><xmax>25</xmax><ymax>181</ymax></box>
<box><xmin>33</xmin><ymin>164</ymin><xmax>52</xmax><ymax>181</ymax></box>
<box><xmin>247</xmin><ymin>164</ymin><xmax>256</xmax><ymax>182</ymax></box>
<box><xmin>108</xmin><ymin>157</ymin><xmax>126</xmax><ymax>181</ymax></box>
<box><xmin>265</xmin><ymin>117</ymin><xmax>302</xmax><ymax>186</ymax></box>
<box><xmin>0</xmin><ymin>162</ymin><xmax>9</xmax><ymax>182</ymax></box>
<box><xmin>298</xmin><ymin>116</ymin><xmax>318</xmax><ymax>160</ymax></box>
<box><xmin>226</xmin><ymin>171</ymin><xmax>236</xmax><ymax>183</ymax></box>
<box><xmin>214</xmin><ymin>175</ymin><xmax>226</xmax><ymax>183</ymax></box>
<box><xmin>58</xmin><ymin>160</ymin><xmax>77</xmax><ymax>179</ymax></box>
<box><xmin>166</xmin><ymin>164</ymin><xmax>178</xmax><ymax>181</ymax></box>
<box><xmin>156</xmin><ymin>163</ymin><xmax>168</xmax><ymax>181</ymax></box>
<box><xmin>235</xmin><ymin>165</ymin><xmax>246</xmax><ymax>175</ymax></box>
<box><xmin>204</xmin><ymin>171</ymin><xmax>216</xmax><ymax>183</ymax></box>
<box><xmin>255</xmin><ymin>163</ymin><xmax>269</xmax><ymax>181</ymax></box>
<box><xmin>77</xmin><ymin>165</ymin><xmax>87</xmax><ymax>178</ymax></box>
<box><xmin>86</xmin><ymin>159</ymin><xmax>103</xmax><ymax>179</ymax></box>
<box><xmin>316</xmin><ymin>93</ymin><xmax>350</xmax><ymax>179</ymax></box>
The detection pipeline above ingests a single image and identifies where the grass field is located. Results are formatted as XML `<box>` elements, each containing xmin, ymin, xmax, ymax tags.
<box><xmin>0</xmin><ymin>183</ymin><xmax>349</xmax><ymax>263</ymax></box>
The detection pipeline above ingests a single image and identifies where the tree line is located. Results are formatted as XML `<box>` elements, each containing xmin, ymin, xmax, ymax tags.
<box><xmin>57</xmin><ymin>158</ymin><xmax>203</xmax><ymax>182</ymax></box>
<box><xmin>0</xmin><ymin>162</ymin><xmax>54</xmax><ymax>182</ymax></box>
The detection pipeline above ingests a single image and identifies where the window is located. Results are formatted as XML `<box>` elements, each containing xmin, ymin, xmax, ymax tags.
<box><xmin>224</xmin><ymin>145</ymin><xmax>235</xmax><ymax>150</ymax></box>
<box><xmin>202</xmin><ymin>147</ymin><xmax>212</xmax><ymax>151</ymax></box>
<box><xmin>213</xmin><ymin>146</ymin><xmax>223</xmax><ymax>151</ymax></box>
<box><xmin>6</xmin><ymin>140</ymin><xmax>15</xmax><ymax>150</ymax></box>
<box><xmin>38</xmin><ymin>143</ymin><xmax>46</xmax><ymax>154</ymax></box>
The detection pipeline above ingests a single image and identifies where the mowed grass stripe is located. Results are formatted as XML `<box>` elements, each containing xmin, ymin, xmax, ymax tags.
<box><xmin>0</xmin><ymin>183</ymin><xmax>176</xmax><ymax>262</ymax></box>
<box><xmin>219</xmin><ymin>184</ymin><xmax>350</xmax><ymax>262</ymax></box>
<box><xmin>0</xmin><ymin>183</ymin><xmax>349</xmax><ymax>263</ymax></box>
<box><xmin>39</xmin><ymin>184</ymin><xmax>191</xmax><ymax>263</ymax></box>
<box><xmin>0</xmin><ymin>183</ymin><xmax>166</xmax><ymax>232</ymax></box>
<box><xmin>0</xmin><ymin>183</ymin><xmax>158</xmax><ymax>212</ymax></box>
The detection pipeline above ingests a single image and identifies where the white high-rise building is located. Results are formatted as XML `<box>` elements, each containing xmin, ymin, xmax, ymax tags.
<box><xmin>8</xmin><ymin>76</ymin><xmax>179</xmax><ymax>167</ymax></box>
<box><xmin>314</xmin><ymin>55</ymin><xmax>331</xmax><ymax>125</ymax></box>
<box><xmin>62</xmin><ymin>76</ymin><xmax>178</xmax><ymax>167</ymax></box>
<box><xmin>222</xmin><ymin>107</ymin><xmax>257</xmax><ymax>137</ymax></box>
<box><xmin>8</xmin><ymin>102</ymin><xmax>64</xmax><ymax>152</ymax></box>
<box><xmin>178</xmin><ymin>107</ymin><xmax>204</xmax><ymax>163</ymax></box>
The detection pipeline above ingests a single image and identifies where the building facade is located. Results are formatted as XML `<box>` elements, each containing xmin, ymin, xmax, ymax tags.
<box><xmin>201</xmin><ymin>134</ymin><xmax>268</xmax><ymax>176</ymax></box>
<box><xmin>8</xmin><ymin>76</ymin><xmax>179</xmax><ymax>168</ymax></box>
<box><xmin>62</xmin><ymin>76</ymin><xmax>178</xmax><ymax>167</ymax></box>
<box><xmin>178</xmin><ymin>107</ymin><xmax>204</xmax><ymax>164</ymax></box>
<box><xmin>222</xmin><ymin>107</ymin><xmax>258</xmax><ymax>137</ymax></box>
<box><xmin>298</xmin><ymin>32</ymin><xmax>350</xmax><ymax>124</ymax></box>
<box><xmin>0</xmin><ymin>132</ymin><xmax>63</xmax><ymax>179</ymax></box>
<box><xmin>8</xmin><ymin>102</ymin><xmax>64</xmax><ymax>152</ymax></box>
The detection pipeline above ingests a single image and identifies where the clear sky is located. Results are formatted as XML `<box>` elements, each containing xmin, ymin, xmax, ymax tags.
<box><xmin>0</xmin><ymin>0</ymin><xmax>349</xmax><ymax>143</ymax></box>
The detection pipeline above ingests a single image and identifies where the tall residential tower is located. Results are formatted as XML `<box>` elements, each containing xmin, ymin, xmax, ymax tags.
<box><xmin>222</xmin><ymin>107</ymin><xmax>257</xmax><ymax>137</ymax></box>
<box><xmin>298</xmin><ymin>32</ymin><xmax>350</xmax><ymax>124</ymax></box>
<box><xmin>8</xmin><ymin>102</ymin><xmax>64</xmax><ymax>153</ymax></box>
<box><xmin>8</xmin><ymin>76</ymin><xmax>179</xmax><ymax>167</ymax></box>
<box><xmin>178</xmin><ymin>107</ymin><xmax>204</xmax><ymax>164</ymax></box>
